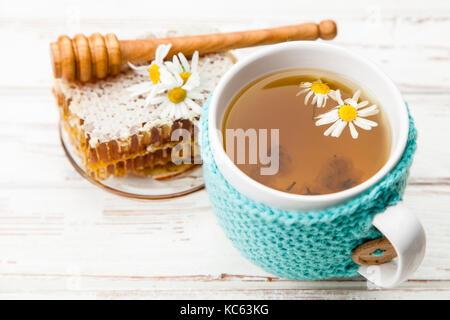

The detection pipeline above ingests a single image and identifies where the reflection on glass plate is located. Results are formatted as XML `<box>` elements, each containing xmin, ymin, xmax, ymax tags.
<box><xmin>59</xmin><ymin>122</ymin><xmax>205</xmax><ymax>199</ymax></box>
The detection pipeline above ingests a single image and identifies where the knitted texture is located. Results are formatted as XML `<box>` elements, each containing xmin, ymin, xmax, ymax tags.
<box><xmin>200</xmin><ymin>97</ymin><xmax>417</xmax><ymax>280</ymax></box>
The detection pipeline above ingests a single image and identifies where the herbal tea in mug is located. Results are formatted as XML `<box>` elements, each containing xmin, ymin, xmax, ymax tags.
<box><xmin>223</xmin><ymin>69</ymin><xmax>391</xmax><ymax>195</ymax></box>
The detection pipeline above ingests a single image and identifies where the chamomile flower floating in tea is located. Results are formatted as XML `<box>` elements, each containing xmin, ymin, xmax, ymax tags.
<box><xmin>126</xmin><ymin>43</ymin><xmax>172</xmax><ymax>105</ymax></box>
<box><xmin>297</xmin><ymin>79</ymin><xmax>334</xmax><ymax>108</ymax></box>
<box><xmin>315</xmin><ymin>89</ymin><xmax>379</xmax><ymax>139</ymax></box>
<box><xmin>147</xmin><ymin>62</ymin><xmax>207</xmax><ymax>119</ymax></box>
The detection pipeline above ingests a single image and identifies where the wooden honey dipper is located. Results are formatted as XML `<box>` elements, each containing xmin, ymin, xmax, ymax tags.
<box><xmin>51</xmin><ymin>20</ymin><xmax>337</xmax><ymax>82</ymax></box>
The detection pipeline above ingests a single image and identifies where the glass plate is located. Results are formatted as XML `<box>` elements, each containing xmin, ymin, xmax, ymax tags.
<box><xmin>59</xmin><ymin>122</ymin><xmax>205</xmax><ymax>199</ymax></box>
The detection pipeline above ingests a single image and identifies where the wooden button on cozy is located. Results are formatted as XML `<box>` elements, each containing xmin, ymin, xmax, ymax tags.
<box><xmin>352</xmin><ymin>237</ymin><xmax>398</xmax><ymax>266</ymax></box>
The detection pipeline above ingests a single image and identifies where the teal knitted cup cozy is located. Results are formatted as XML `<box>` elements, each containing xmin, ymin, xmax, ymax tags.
<box><xmin>200</xmin><ymin>97</ymin><xmax>417</xmax><ymax>280</ymax></box>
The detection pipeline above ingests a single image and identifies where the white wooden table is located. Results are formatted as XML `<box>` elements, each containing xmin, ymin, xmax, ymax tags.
<box><xmin>0</xmin><ymin>0</ymin><xmax>449</xmax><ymax>299</ymax></box>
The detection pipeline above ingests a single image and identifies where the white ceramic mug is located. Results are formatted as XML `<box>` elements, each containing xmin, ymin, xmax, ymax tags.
<box><xmin>207</xmin><ymin>41</ymin><xmax>426</xmax><ymax>288</ymax></box>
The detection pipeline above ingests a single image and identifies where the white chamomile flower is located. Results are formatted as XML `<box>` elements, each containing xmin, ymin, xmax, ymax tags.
<box><xmin>315</xmin><ymin>89</ymin><xmax>379</xmax><ymax>139</ymax></box>
<box><xmin>126</xmin><ymin>43</ymin><xmax>172</xmax><ymax>105</ymax></box>
<box><xmin>164</xmin><ymin>50</ymin><xmax>199</xmax><ymax>85</ymax></box>
<box><xmin>148</xmin><ymin>64</ymin><xmax>207</xmax><ymax>120</ymax></box>
<box><xmin>297</xmin><ymin>79</ymin><xmax>335</xmax><ymax>108</ymax></box>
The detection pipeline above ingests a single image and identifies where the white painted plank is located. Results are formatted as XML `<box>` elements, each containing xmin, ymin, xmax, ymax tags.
<box><xmin>0</xmin><ymin>2</ymin><xmax>449</xmax><ymax>91</ymax></box>
<box><xmin>0</xmin><ymin>90</ymin><xmax>448</xmax><ymax>184</ymax></box>
<box><xmin>1</xmin><ymin>0</ymin><xmax>449</xmax><ymax>20</ymax></box>
<box><xmin>0</xmin><ymin>185</ymin><xmax>448</xmax><ymax>282</ymax></box>
<box><xmin>0</xmin><ymin>277</ymin><xmax>449</xmax><ymax>300</ymax></box>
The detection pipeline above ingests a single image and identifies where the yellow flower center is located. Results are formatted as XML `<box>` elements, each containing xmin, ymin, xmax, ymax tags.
<box><xmin>338</xmin><ymin>104</ymin><xmax>358</xmax><ymax>122</ymax></box>
<box><xmin>179</xmin><ymin>72</ymin><xmax>191</xmax><ymax>84</ymax></box>
<box><xmin>168</xmin><ymin>87</ymin><xmax>187</xmax><ymax>104</ymax></box>
<box><xmin>149</xmin><ymin>64</ymin><xmax>160</xmax><ymax>84</ymax></box>
<box><xmin>310</xmin><ymin>82</ymin><xmax>330</xmax><ymax>95</ymax></box>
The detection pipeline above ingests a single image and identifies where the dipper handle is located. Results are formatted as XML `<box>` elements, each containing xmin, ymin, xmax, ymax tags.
<box><xmin>51</xmin><ymin>20</ymin><xmax>337</xmax><ymax>82</ymax></box>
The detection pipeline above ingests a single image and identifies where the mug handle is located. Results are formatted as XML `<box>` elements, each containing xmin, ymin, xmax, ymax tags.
<box><xmin>357</xmin><ymin>203</ymin><xmax>426</xmax><ymax>288</ymax></box>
